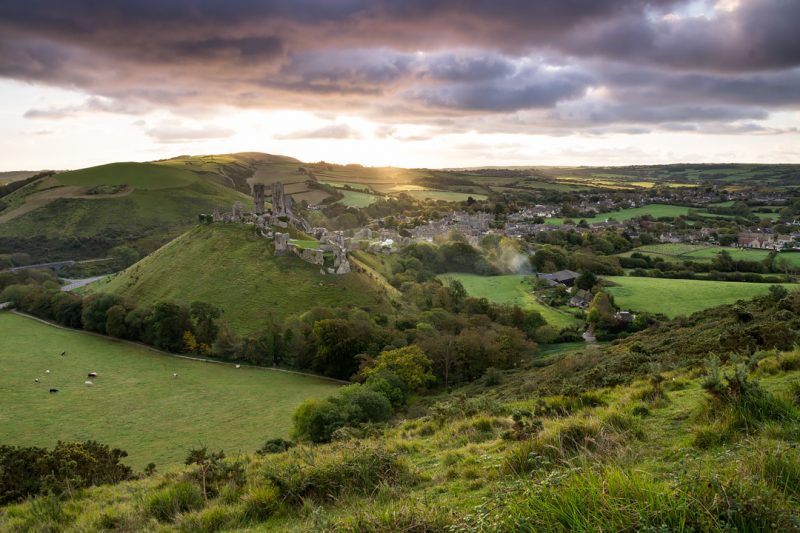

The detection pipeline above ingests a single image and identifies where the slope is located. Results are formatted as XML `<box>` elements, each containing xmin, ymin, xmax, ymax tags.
<box><xmin>0</xmin><ymin>162</ymin><xmax>249</xmax><ymax>262</ymax></box>
<box><xmin>86</xmin><ymin>224</ymin><xmax>391</xmax><ymax>333</ymax></box>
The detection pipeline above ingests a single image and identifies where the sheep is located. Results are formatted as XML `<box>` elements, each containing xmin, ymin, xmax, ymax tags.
<box><xmin>84</xmin><ymin>381</ymin><xmax>93</xmax><ymax>386</ymax></box>
<box><xmin>49</xmin><ymin>388</ymin><xmax>58</xmax><ymax>393</ymax></box>
<box><xmin>45</xmin><ymin>369</ymin><xmax>50</xmax><ymax>374</ymax></box>
<box><xmin>60</xmin><ymin>351</ymin><xmax>66</xmax><ymax>356</ymax></box>
<box><xmin>172</xmin><ymin>373</ymin><xmax>178</xmax><ymax>378</ymax></box>
<box><xmin>87</xmin><ymin>372</ymin><xmax>98</xmax><ymax>378</ymax></box>
<box><xmin>235</xmin><ymin>364</ymin><xmax>241</xmax><ymax>369</ymax></box>
<box><xmin>34</xmin><ymin>378</ymin><xmax>40</xmax><ymax>383</ymax></box>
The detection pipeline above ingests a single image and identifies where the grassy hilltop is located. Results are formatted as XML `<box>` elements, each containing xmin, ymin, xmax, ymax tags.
<box><xmin>87</xmin><ymin>224</ymin><xmax>391</xmax><ymax>333</ymax></box>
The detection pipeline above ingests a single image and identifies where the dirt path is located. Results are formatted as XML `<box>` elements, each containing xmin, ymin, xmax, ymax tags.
<box><xmin>0</xmin><ymin>185</ymin><xmax>134</xmax><ymax>223</ymax></box>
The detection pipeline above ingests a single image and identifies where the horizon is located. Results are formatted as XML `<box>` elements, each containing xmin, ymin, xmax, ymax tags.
<box><xmin>1</xmin><ymin>0</ymin><xmax>799</xmax><ymax>170</ymax></box>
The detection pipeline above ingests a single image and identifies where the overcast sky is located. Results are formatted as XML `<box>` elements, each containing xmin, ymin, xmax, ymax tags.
<box><xmin>1</xmin><ymin>0</ymin><xmax>799</xmax><ymax>170</ymax></box>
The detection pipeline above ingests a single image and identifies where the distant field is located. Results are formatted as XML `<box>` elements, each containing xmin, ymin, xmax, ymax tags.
<box><xmin>546</xmin><ymin>204</ymin><xmax>692</xmax><ymax>225</ymax></box>
<box><xmin>0</xmin><ymin>313</ymin><xmax>339</xmax><ymax>469</ymax></box>
<box><xmin>88</xmin><ymin>225</ymin><xmax>389</xmax><ymax>333</ymax></box>
<box><xmin>0</xmin><ymin>170</ymin><xmax>37</xmax><ymax>185</ymax></box>
<box><xmin>336</xmin><ymin>189</ymin><xmax>382</xmax><ymax>207</ymax></box>
<box><xmin>622</xmin><ymin>244</ymin><xmax>800</xmax><ymax>267</ymax></box>
<box><xmin>403</xmin><ymin>190</ymin><xmax>488</xmax><ymax>202</ymax></box>
<box><xmin>605</xmin><ymin>276</ymin><xmax>795</xmax><ymax>317</ymax></box>
<box><xmin>437</xmin><ymin>273</ymin><xmax>579</xmax><ymax>330</ymax></box>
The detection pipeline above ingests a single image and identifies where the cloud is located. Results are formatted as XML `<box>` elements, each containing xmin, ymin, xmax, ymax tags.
<box><xmin>0</xmin><ymin>0</ymin><xmax>798</xmax><ymax>137</ymax></box>
<box><xmin>145</xmin><ymin>124</ymin><xmax>235</xmax><ymax>143</ymax></box>
<box><xmin>274</xmin><ymin>123</ymin><xmax>362</xmax><ymax>140</ymax></box>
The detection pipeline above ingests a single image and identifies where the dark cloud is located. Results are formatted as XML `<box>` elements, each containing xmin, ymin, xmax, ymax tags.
<box><xmin>0</xmin><ymin>0</ymin><xmax>797</xmax><ymax>135</ymax></box>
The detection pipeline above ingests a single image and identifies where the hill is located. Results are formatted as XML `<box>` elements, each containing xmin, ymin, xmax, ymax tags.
<box><xmin>0</xmin><ymin>312</ymin><xmax>339</xmax><ymax>469</ymax></box>
<box><xmin>86</xmin><ymin>224</ymin><xmax>391</xmax><ymax>333</ymax></box>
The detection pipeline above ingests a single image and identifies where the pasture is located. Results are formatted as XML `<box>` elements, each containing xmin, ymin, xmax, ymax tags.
<box><xmin>336</xmin><ymin>189</ymin><xmax>382</xmax><ymax>207</ymax></box>
<box><xmin>0</xmin><ymin>313</ymin><xmax>339</xmax><ymax>469</ymax></box>
<box><xmin>623</xmin><ymin>244</ymin><xmax>800</xmax><ymax>267</ymax></box>
<box><xmin>56</xmin><ymin>163</ymin><xmax>198</xmax><ymax>190</ymax></box>
<box><xmin>402</xmin><ymin>190</ymin><xmax>488</xmax><ymax>202</ymax></box>
<box><xmin>437</xmin><ymin>273</ymin><xmax>579</xmax><ymax>330</ymax></box>
<box><xmin>604</xmin><ymin>276</ymin><xmax>795</xmax><ymax>317</ymax></box>
<box><xmin>545</xmin><ymin>204</ymin><xmax>693</xmax><ymax>225</ymax></box>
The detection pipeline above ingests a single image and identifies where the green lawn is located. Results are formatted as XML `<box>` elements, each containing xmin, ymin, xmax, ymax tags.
<box><xmin>605</xmin><ymin>276</ymin><xmax>796</xmax><ymax>317</ymax></box>
<box><xmin>0</xmin><ymin>313</ymin><xmax>339</xmax><ymax>469</ymax></box>
<box><xmin>437</xmin><ymin>273</ymin><xmax>580</xmax><ymax>330</ymax></box>
<box><xmin>87</xmin><ymin>225</ymin><xmax>389</xmax><ymax>333</ymax></box>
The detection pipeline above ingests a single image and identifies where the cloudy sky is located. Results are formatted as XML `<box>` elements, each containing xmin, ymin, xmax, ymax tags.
<box><xmin>1</xmin><ymin>0</ymin><xmax>799</xmax><ymax>170</ymax></box>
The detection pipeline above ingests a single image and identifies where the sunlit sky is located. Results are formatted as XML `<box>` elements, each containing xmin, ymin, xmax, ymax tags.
<box><xmin>1</xmin><ymin>0</ymin><xmax>798</xmax><ymax>170</ymax></box>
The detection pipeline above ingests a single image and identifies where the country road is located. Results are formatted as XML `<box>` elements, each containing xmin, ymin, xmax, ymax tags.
<box><xmin>60</xmin><ymin>275</ymin><xmax>108</xmax><ymax>292</ymax></box>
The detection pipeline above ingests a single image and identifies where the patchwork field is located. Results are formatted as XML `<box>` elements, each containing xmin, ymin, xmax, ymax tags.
<box><xmin>437</xmin><ymin>273</ymin><xmax>580</xmax><ymax>330</ymax></box>
<box><xmin>622</xmin><ymin>244</ymin><xmax>800</xmax><ymax>267</ymax></box>
<box><xmin>87</xmin><ymin>225</ymin><xmax>390</xmax><ymax>333</ymax></box>
<box><xmin>605</xmin><ymin>276</ymin><xmax>796</xmax><ymax>317</ymax></box>
<box><xmin>0</xmin><ymin>313</ymin><xmax>339</xmax><ymax>469</ymax></box>
<box><xmin>337</xmin><ymin>189</ymin><xmax>382</xmax><ymax>207</ymax></box>
<box><xmin>546</xmin><ymin>204</ymin><xmax>693</xmax><ymax>225</ymax></box>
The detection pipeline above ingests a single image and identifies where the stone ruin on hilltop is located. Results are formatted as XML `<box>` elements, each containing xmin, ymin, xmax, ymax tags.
<box><xmin>201</xmin><ymin>181</ymin><xmax>351</xmax><ymax>275</ymax></box>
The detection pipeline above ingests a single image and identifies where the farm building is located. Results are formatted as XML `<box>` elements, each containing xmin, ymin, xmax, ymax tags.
<box><xmin>536</xmin><ymin>270</ymin><xmax>580</xmax><ymax>287</ymax></box>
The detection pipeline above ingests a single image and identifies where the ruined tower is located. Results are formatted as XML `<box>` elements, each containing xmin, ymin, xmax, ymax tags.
<box><xmin>232</xmin><ymin>201</ymin><xmax>243</xmax><ymax>221</ymax></box>
<box><xmin>253</xmin><ymin>183</ymin><xmax>265</xmax><ymax>215</ymax></box>
<box><xmin>272</xmin><ymin>182</ymin><xmax>286</xmax><ymax>216</ymax></box>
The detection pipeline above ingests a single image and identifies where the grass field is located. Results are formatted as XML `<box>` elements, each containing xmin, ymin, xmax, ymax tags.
<box><xmin>546</xmin><ymin>204</ymin><xmax>692</xmax><ymax>225</ymax></box>
<box><xmin>622</xmin><ymin>244</ymin><xmax>800</xmax><ymax>267</ymax></box>
<box><xmin>87</xmin><ymin>225</ymin><xmax>390</xmax><ymax>333</ymax></box>
<box><xmin>605</xmin><ymin>276</ymin><xmax>796</xmax><ymax>317</ymax></box>
<box><xmin>56</xmin><ymin>163</ymin><xmax>197</xmax><ymax>190</ymax></box>
<box><xmin>0</xmin><ymin>313</ymin><xmax>339</xmax><ymax>469</ymax></box>
<box><xmin>437</xmin><ymin>273</ymin><xmax>579</xmax><ymax>329</ymax></box>
<box><xmin>402</xmin><ymin>190</ymin><xmax>488</xmax><ymax>202</ymax></box>
<box><xmin>337</xmin><ymin>189</ymin><xmax>382</xmax><ymax>207</ymax></box>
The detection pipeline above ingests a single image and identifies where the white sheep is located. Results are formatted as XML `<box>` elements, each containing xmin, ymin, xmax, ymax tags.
<box><xmin>235</xmin><ymin>364</ymin><xmax>241</xmax><ymax>369</ymax></box>
<box><xmin>85</xmin><ymin>380</ymin><xmax>93</xmax><ymax>386</ymax></box>
<box><xmin>172</xmin><ymin>373</ymin><xmax>178</xmax><ymax>378</ymax></box>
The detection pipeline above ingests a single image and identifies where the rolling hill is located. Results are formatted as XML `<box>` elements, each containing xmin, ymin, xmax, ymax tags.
<box><xmin>86</xmin><ymin>224</ymin><xmax>391</xmax><ymax>333</ymax></box>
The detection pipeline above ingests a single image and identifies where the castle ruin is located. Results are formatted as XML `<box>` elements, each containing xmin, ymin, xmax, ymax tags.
<box><xmin>253</xmin><ymin>183</ymin><xmax>265</xmax><ymax>215</ymax></box>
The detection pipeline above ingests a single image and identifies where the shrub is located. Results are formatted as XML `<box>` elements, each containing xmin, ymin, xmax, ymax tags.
<box><xmin>256</xmin><ymin>438</ymin><xmax>295</xmax><ymax>455</ymax></box>
<box><xmin>241</xmin><ymin>484</ymin><xmax>280</xmax><ymax>523</ymax></box>
<box><xmin>534</xmin><ymin>393</ymin><xmax>606</xmax><ymax>417</ymax></box>
<box><xmin>146</xmin><ymin>482</ymin><xmax>204</xmax><ymax>522</ymax></box>
<box><xmin>263</xmin><ymin>443</ymin><xmax>414</xmax><ymax>505</ymax></box>
<box><xmin>324</xmin><ymin>501</ymin><xmax>455</xmax><ymax>532</ymax></box>
<box><xmin>484</xmin><ymin>367</ymin><xmax>503</xmax><ymax>386</ymax></box>
<box><xmin>176</xmin><ymin>505</ymin><xmax>237</xmax><ymax>532</ymax></box>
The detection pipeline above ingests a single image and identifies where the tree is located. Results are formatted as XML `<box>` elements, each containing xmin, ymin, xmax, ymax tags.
<box><xmin>587</xmin><ymin>291</ymin><xmax>617</xmax><ymax>331</ymax></box>
<box><xmin>148</xmin><ymin>302</ymin><xmax>192</xmax><ymax>352</ymax></box>
<box><xmin>190</xmin><ymin>301</ymin><xmax>221</xmax><ymax>346</ymax></box>
<box><xmin>107</xmin><ymin>245</ymin><xmax>139</xmax><ymax>269</ymax></box>
<box><xmin>575</xmin><ymin>271</ymin><xmax>598</xmax><ymax>291</ymax></box>
<box><xmin>82</xmin><ymin>294</ymin><xmax>124</xmax><ymax>334</ymax></box>
<box><xmin>360</xmin><ymin>345</ymin><xmax>435</xmax><ymax>392</ymax></box>
<box><xmin>312</xmin><ymin>318</ymin><xmax>374</xmax><ymax>379</ymax></box>
<box><xmin>105</xmin><ymin>304</ymin><xmax>128</xmax><ymax>338</ymax></box>
<box><xmin>213</xmin><ymin>322</ymin><xmax>241</xmax><ymax>359</ymax></box>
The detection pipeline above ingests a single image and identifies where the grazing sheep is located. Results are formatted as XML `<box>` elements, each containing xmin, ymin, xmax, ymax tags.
<box><xmin>172</xmin><ymin>373</ymin><xmax>178</xmax><ymax>378</ymax></box>
<box><xmin>49</xmin><ymin>388</ymin><xmax>58</xmax><ymax>393</ymax></box>
<box><xmin>88</xmin><ymin>372</ymin><xmax>98</xmax><ymax>378</ymax></box>
<box><xmin>34</xmin><ymin>378</ymin><xmax>39</xmax><ymax>383</ymax></box>
<box><xmin>84</xmin><ymin>381</ymin><xmax>93</xmax><ymax>386</ymax></box>
<box><xmin>235</xmin><ymin>364</ymin><xmax>241</xmax><ymax>369</ymax></box>
<box><xmin>45</xmin><ymin>369</ymin><xmax>50</xmax><ymax>374</ymax></box>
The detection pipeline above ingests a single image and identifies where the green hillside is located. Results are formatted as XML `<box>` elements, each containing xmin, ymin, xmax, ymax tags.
<box><xmin>0</xmin><ymin>313</ymin><xmax>339</xmax><ymax>469</ymax></box>
<box><xmin>87</xmin><ymin>224</ymin><xmax>391</xmax><ymax>333</ymax></box>
<box><xmin>0</xmin><ymin>161</ymin><xmax>249</xmax><ymax>261</ymax></box>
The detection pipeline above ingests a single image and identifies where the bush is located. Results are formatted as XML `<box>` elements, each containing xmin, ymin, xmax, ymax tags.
<box><xmin>146</xmin><ymin>482</ymin><xmax>204</xmax><ymax>522</ymax></box>
<box><xmin>176</xmin><ymin>505</ymin><xmax>237</xmax><ymax>532</ymax></box>
<box><xmin>241</xmin><ymin>484</ymin><xmax>280</xmax><ymax>522</ymax></box>
<box><xmin>256</xmin><ymin>438</ymin><xmax>295</xmax><ymax>455</ymax></box>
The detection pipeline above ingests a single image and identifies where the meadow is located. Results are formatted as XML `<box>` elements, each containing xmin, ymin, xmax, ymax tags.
<box><xmin>437</xmin><ymin>273</ymin><xmax>579</xmax><ymax>329</ymax></box>
<box><xmin>605</xmin><ymin>276</ymin><xmax>796</xmax><ymax>317</ymax></box>
<box><xmin>0</xmin><ymin>313</ymin><xmax>339</xmax><ymax>469</ymax></box>
<box><xmin>336</xmin><ymin>189</ymin><xmax>381</xmax><ymax>207</ymax></box>
<box><xmin>545</xmin><ymin>203</ymin><xmax>693</xmax><ymax>225</ymax></box>
<box><xmin>87</xmin><ymin>225</ymin><xmax>389</xmax><ymax>333</ymax></box>
<box><xmin>623</xmin><ymin>243</ymin><xmax>800</xmax><ymax>267</ymax></box>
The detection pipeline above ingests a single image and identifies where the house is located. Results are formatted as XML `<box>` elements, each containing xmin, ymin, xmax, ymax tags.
<box><xmin>615</xmin><ymin>310</ymin><xmax>636</xmax><ymax>323</ymax></box>
<box><xmin>738</xmin><ymin>232</ymin><xmax>774</xmax><ymax>249</ymax></box>
<box><xmin>569</xmin><ymin>289</ymin><xmax>592</xmax><ymax>309</ymax></box>
<box><xmin>536</xmin><ymin>269</ymin><xmax>580</xmax><ymax>287</ymax></box>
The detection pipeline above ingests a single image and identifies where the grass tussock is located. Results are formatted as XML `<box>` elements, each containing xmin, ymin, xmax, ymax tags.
<box><xmin>756</xmin><ymin>348</ymin><xmax>800</xmax><ymax>375</ymax></box>
<box><xmin>146</xmin><ymin>481</ymin><xmax>205</xmax><ymax>522</ymax></box>
<box><xmin>262</xmin><ymin>442</ymin><xmax>415</xmax><ymax>505</ymax></box>
<box><xmin>504</xmin><ymin>410</ymin><xmax>643</xmax><ymax>475</ymax></box>
<box><xmin>323</xmin><ymin>500</ymin><xmax>456</xmax><ymax>532</ymax></box>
